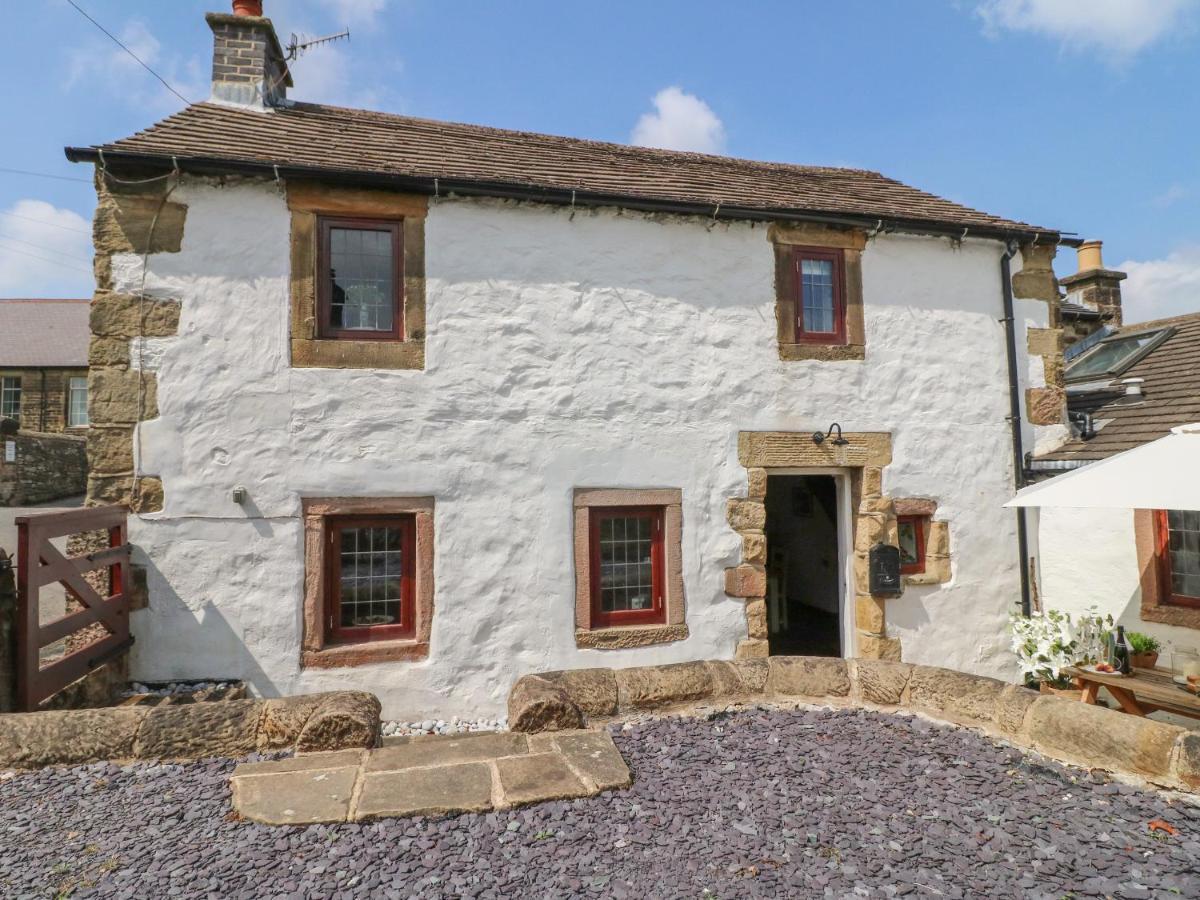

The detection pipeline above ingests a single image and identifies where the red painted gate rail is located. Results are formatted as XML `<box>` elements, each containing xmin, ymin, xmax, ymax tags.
<box><xmin>15</xmin><ymin>506</ymin><xmax>132</xmax><ymax>711</ymax></box>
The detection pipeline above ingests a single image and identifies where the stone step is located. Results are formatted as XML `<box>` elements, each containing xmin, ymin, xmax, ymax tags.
<box><xmin>230</xmin><ymin>728</ymin><xmax>631</xmax><ymax>826</ymax></box>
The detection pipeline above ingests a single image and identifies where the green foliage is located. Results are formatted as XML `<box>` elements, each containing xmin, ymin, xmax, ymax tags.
<box><xmin>1126</xmin><ymin>631</ymin><xmax>1161</xmax><ymax>655</ymax></box>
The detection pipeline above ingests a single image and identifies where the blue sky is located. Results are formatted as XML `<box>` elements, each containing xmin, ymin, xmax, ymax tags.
<box><xmin>2</xmin><ymin>0</ymin><xmax>1199</xmax><ymax>322</ymax></box>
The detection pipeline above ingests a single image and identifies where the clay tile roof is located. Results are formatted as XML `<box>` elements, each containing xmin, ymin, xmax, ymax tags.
<box><xmin>1039</xmin><ymin>309</ymin><xmax>1200</xmax><ymax>462</ymax></box>
<box><xmin>68</xmin><ymin>101</ymin><xmax>1057</xmax><ymax>238</ymax></box>
<box><xmin>0</xmin><ymin>299</ymin><xmax>90</xmax><ymax>368</ymax></box>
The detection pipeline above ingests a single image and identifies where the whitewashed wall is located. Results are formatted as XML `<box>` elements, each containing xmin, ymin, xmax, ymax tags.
<box><xmin>1038</xmin><ymin>507</ymin><xmax>1200</xmax><ymax>660</ymax></box>
<box><xmin>112</xmin><ymin>177</ymin><xmax>1036</xmax><ymax>719</ymax></box>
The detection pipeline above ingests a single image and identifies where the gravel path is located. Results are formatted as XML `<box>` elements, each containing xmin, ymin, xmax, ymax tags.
<box><xmin>4</xmin><ymin>706</ymin><xmax>1200</xmax><ymax>898</ymax></box>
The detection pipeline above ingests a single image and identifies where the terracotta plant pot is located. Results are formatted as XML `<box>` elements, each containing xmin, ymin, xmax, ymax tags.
<box><xmin>1131</xmin><ymin>651</ymin><xmax>1159</xmax><ymax>670</ymax></box>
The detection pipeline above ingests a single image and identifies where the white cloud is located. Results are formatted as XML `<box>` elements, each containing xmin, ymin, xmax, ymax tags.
<box><xmin>630</xmin><ymin>86</ymin><xmax>726</xmax><ymax>154</ymax></box>
<box><xmin>0</xmin><ymin>200</ymin><xmax>93</xmax><ymax>298</ymax></box>
<box><xmin>65</xmin><ymin>19</ymin><xmax>206</xmax><ymax>112</ymax></box>
<box><xmin>1151</xmin><ymin>183</ymin><xmax>1189</xmax><ymax>209</ymax></box>
<box><xmin>1118</xmin><ymin>246</ymin><xmax>1200</xmax><ymax>323</ymax></box>
<box><xmin>325</xmin><ymin>0</ymin><xmax>388</xmax><ymax>26</ymax></box>
<box><xmin>288</xmin><ymin>41</ymin><xmax>387</xmax><ymax>109</ymax></box>
<box><xmin>977</xmin><ymin>0</ymin><xmax>1197</xmax><ymax>55</ymax></box>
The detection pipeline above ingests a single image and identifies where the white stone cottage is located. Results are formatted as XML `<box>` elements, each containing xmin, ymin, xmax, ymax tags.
<box><xmin>64</xmin><ymin>3</ymin><xmax>1069</xmax><ymax>719</ymax></box>
<box><xmin>1029</xmin><ymin>242</ymin><xmax>1200</xmax><ymax>662</ymax></box>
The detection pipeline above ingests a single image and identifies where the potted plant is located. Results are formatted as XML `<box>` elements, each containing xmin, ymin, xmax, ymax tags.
<box><xmin>1126</xmin><ymin>631</ymin><xmax>1161</xmax><ymax>669</ymax></box>
<box><xmin>1009</xmin><ymin>608</ymin><xmax>1113</xmax><ymax>695</ymax></box>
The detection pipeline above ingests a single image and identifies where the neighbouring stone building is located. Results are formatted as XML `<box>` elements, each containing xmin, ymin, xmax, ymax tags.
<box><xmin>0</xmin><ymin>299</ymin><xmax>90</xmax><ymax>505</ymax></box>
<box><xmin>1029</xmin><ymin>241</ymin><xmax>1200</xmax><ymax>659</ymax></box>
<box><xmin>63</xmin><ymin>1</ymin><xmax>1070</xmax><ymax>719</ymax></box>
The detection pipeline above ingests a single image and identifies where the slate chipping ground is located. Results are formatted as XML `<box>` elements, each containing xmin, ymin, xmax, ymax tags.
<box><xmin>2</xmin><ymin>707</ymin><xmax>1199</xmax><ymax>898</ymax></box>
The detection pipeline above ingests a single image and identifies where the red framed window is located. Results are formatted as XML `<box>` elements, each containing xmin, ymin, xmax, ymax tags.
<box><xmin>317</xmin><ymin>217</ymin><xmax>405</xmax><ymax>341</ymax></box>
<box><xmin>589</xmin><ymin>506</ymin><xmax>666</xmax><ymax>627</ymax></box>
<box><xmin>897</xmin><ymin>515</ymin><xmax>927</xmax><ymax>575</ymax></box>
<box><xmin>791</xmin><ymin>246</ymin><xmax>846</xmax><ymax>345</ymax></box>
<box><xmin>325</xmin><ymin>515</ymin><xmax>416</xmax><ymax>643</ymax></box>
<box><xmin>1156</xmin><ymin>509</ymin><xmax>1200</xmax><ymax>608</ymax></box>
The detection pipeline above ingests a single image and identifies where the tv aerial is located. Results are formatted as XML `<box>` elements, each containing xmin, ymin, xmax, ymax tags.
<box><xmin>285</xmin><ymin>29</ymin><xmax>351</xmax><ymax>62</ymax></box>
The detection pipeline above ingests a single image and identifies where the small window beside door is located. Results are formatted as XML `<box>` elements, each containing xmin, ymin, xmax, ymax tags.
<box><xmin>897</xmin><ymin>515</ymin><xmax>927</xmax><ymax>575</ymax></box>
<box><xmin>1157</xmin><ymin>509</ymin><xmax>1200</xmax><ymax>608</ymax></box>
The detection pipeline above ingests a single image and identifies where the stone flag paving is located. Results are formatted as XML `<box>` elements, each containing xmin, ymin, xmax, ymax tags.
<box><xmin>230</xmin><ymin>729</ymin><xmax>631</xmax><ymax>824</ymax></box>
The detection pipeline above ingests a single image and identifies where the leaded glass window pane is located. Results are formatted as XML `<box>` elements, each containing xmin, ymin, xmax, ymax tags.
<box><xmin>338</xmin><ymin>524</ymin><xmax>404</xmax><ymax>627</ymax></box>
<box><xmin>800</xmin><ymin>257</ymin><xmax>835</xmax><ymax>334</ymax></box>
<box><xmin>1167</xmin><ymin>510</ymin><xmax>1200</xmax><ymax>599</ymax></box>
<box><xmin>329</xmin><ymin>226</ymin><xmax>394</xmax><ymax>332</ymax></box>
<box><xmin>598</xmin><ymin>514</ymin><xmax>655</xmax><ymax>613</ymax></box>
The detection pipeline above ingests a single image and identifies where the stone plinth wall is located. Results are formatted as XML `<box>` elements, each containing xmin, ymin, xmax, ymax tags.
<box><xmin>0</xmin><ymin>690</ymin><xmax>380</xmax><ymax>770</ymax></box>
<box><xmin>0</xmin><ymin>431</ymin><xmax>87</xmax><ymax>507</ymax></box>
<box><xmin>510</xmin><ymin>657</ymin><xmax>1200</xmax><ymax>794</ymax></box>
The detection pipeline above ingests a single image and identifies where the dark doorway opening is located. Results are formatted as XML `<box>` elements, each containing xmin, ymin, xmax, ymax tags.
<box><xmin>764</xmin><ymin>474</ymin><xmax>841</xmax><ymax>657</ymax></box>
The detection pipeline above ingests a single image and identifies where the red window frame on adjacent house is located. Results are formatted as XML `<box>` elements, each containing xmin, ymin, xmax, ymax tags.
<box><xmin>588</xmin><ymin>505</ymin><xmax>666</xmax><ymax>628</ymax></box>
<box><xmin>324</xmin><ymin>514</ymin><xmax>416</xmax><ymax>644</ymax></box>
<box><xmin>897</xmin><ymin>514</ymin><xmax>927</xmax><ymax>575</ymax></box>
<box><xmin>316</xmin><ymin>216</ymin><xmax>405</xmax><ymax>342</ymax></box>
<box><xmin>791</xmin><ymin>245</ymin><xmax>847</xmax><ymax>345</ymax></box>
<box><xmin>1155</xmin><ymin>509</ymin><xmax>1200</xmax><ymax>609</ymax></box>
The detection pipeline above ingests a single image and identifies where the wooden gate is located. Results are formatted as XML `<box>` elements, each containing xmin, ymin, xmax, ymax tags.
<box><xmin>15</xmin><ymin>506</ymin><xmax>132</xmax><ymax>711</ymax></box>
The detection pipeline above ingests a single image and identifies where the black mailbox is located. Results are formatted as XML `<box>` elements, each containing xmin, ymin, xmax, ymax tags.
<box><xmin>869</xmin><ymin>543</ymin><xmax>902</xmax><ymax>596</ymax></box>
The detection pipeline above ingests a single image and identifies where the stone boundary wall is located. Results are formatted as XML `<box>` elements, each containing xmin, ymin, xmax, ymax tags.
<box><xmin>0</xmin><ymin>431</ymin><xmax>87</xmax><ymax>507</ymax></box>
<box><xmin>0</xmin><ymin>690</ymin><xmax>380</xmax><ymax>770</ymax></box>
<box><xmin>509</xmin><ymin>657</ymin><xmax>1200</xmax><ymax>794</ymax></box>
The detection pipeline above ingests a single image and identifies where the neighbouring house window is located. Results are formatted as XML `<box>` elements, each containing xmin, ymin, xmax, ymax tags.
<box><xmin>1157</xmin><ymin>510</ymin><xmax>1200</xmax><ymax>608</ymax></box>
<box><xmin>590</xmin><ymin>506</ymin><xmax>665</xmax><ymax>627</ymax></box>
<box><xmin>67</xmin><ymin>376</ymin><xmax>88</xmax><ymax>427</ymax></box>
<box><xmin>0</xmin><ymin>376</ymin><xmax>20</xmax><ymax>420</ymax></box>
<box><xmin>1065</xmin><ymin>327</ymin><xmax>1172</xmax><ymax>383</ymax></box>
<box><xmin>318</xmin><ymin>218</ymin><xmax>404</xmax><ymax>341</ymax></box>
<box><xmin>572</xmin><ymin>488</ymin><xmax>688</xmax><ymax>648</ymax></box>
<box><xmin>897</xmin><ymin>514</ymin><xmax>927</xmax><ymax>575</ymax></box>
<box><xmin>301</xmin><ymin>497</ymin><xmax>434</xmax><ymax>668</ymax></box>
<box><xmin>326</xmin><ymin>516</ymin><xmax>415</xmax><ymax>641</ymax></box>
<box><xmin>792</xmin><ymin>247</ymin><xmax>846</xmax><ymax>343</ymax></box>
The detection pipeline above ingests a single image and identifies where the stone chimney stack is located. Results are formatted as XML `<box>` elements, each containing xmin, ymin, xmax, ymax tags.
<box><xmin>1059</xmin><ymin>240</ymin><xmax>1125</xmax><ymax>326</ymax></box>
<box><xmin>206</xmin><ymin>1</ymin><xmax>292</xmax><ymax>109</ymax></box>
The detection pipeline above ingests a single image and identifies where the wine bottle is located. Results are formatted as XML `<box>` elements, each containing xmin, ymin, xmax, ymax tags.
<box><xmin>1113</xmin><ymin>625</ymin><xmax>1132</xmax><ymax>675</ymax></box>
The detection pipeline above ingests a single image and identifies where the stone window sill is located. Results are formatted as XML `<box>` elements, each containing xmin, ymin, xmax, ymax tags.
<box><xmin>302</xmin><ymin>638</ymin><xmax>430</xmax><ymax>669</ymax></box>
<box><xmin>575</xmin><ymin>622</ymin><xmax>689</xmax><ymax>650</ymax></box>
<box><xmin>290</xmin><ymin>338</ymin><xmax>424</xmax><ymax>370</ymax></box>
<box><xmin>779</xmin><ymin>343</ymin><xmax>865</xmax><ymax>362</ymax></box>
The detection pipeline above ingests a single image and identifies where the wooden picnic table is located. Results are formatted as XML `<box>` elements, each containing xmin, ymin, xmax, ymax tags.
<box><xmin>1066</xmin><ymin>666</ymin><xmax>1200</xmax><ymax>720</ymax></box>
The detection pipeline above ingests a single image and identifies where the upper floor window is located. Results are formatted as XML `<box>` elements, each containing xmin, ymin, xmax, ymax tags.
<box><xmin>0</xmin><ymin>376</ymin><xmax>20</xmax><ymax>420</ymax></box>
<box><xmin>67</xmin><ymin>376</ymin><xmax>88</xmax><ymax>428</ymax></box>
<box><xmin>317</xmin><ymin>217</ymin><xmax>404</xmax><ymax>341</ymax></box>
<box><xmin>1157</xmin><ymin>509</ymin><xmax>1200</xmax><ymax>608</ymax></box>
<box><xmin>791</xmin><ymin>247</ymin><xmax>846</xmax><ymax>344</ymax></box>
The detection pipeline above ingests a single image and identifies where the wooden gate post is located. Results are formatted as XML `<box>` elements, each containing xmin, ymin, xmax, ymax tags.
<box><xmin>0</xmin><ymin>548</ymin><xmax>16</xmax><ymax>713</ymax></box>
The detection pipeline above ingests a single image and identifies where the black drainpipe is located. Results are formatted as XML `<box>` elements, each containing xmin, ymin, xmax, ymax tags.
<box><xmin>1000</xmin><ymin>243</ymin><xmax>1032</xmax><ymax>617</ymax></box>
<box><xmin>38</xmin><ymin>368</ymin><xmax>47</xmax><ymax>433</ymax></box>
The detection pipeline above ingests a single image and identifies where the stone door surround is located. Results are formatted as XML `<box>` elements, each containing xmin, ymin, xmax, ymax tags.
<box><xmin>724</xmin><ymin>431</ymin><xmax>903</xmax><ymax>661</ymax></box>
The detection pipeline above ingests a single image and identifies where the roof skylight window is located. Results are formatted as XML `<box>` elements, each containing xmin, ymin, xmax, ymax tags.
<box><xmin>1064</xmin><ymin>328</ymin><xmax>1173</xmax><ymax>383</ymax></box>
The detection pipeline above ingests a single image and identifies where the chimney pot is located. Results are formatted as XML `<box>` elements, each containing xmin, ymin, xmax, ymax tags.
<box><xmin>232</xmin><ymin>0</ymin><xmax>263</xmax><ymax>15</ymax></box>
<box><xmin>1077</xmin><ymin>240</ymin><xmax>1104</xmax><ymax>273</ymax></box>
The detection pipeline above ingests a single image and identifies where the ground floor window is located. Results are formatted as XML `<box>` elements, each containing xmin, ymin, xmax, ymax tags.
<box><xmin>327</xmin><ymin>515</ymin><xmax>415</xmax><ymax>642</ymax></box>
<box><xmin>573</xmin><ymin>488</ymin><xmax>687</xmax><ymax>647</ymax></box>
<box><xmin>0</xmin><ymin>376</ymin><xmax>20</xmax><ymax>420</ymax></box>
<box><xmin>302</xmin><ymin>497</ymin><xmax>434</xmax><ymax>668</ymax></box>
<box><xmin>897</xmin><ymin>514</ymin><xmax>928</xmax><ymax>575</ymax></box>
<box><xmin>67</xmin><ymin>376</ymin><xmax>88</xmax><ymax>427</ymax></box>
<box><xmin>590</xmin><ymin>506</ymin><xmax>665</xmax><ymax>627</ymax></box>
<box><xmin>1158</xmin><ymin>509</ymin><xmax>1200</xmax><ymax>608</ymax></box>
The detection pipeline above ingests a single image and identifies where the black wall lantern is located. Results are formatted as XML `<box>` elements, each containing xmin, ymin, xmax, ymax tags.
<box><xmin>812</xmin><ymin>422</ymin><xmax>849</xmax><ymax>446</ymax></box>
<box><xmin>869</xmin><ymin>543</ymin><xmax>903</xmax><ymax>596</ymax></box>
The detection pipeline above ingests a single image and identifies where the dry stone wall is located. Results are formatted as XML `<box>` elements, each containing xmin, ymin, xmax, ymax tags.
<box><xmin>0</xmin><ymin>432</ymin><xmax>86</xmax><ymax>506</ymax></box>
<box><xmin>510</xmin><ymin>657</ymin><xmax>1200</xmax><ymax>794</ymax></box>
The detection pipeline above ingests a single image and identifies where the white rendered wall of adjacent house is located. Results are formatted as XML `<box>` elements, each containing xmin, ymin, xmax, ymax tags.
<box><xmin>1037</xmin><ymin>507</ymin><xmax>1200</xmax><ymax>659</ymax></box>
<box><xmin>113</xmin><ymin>176</ymin><xmax>1037</xmax><ymax>719</ymax></box>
